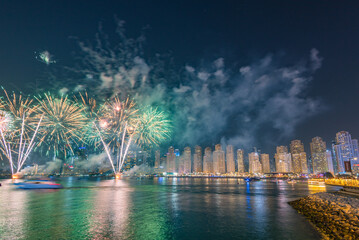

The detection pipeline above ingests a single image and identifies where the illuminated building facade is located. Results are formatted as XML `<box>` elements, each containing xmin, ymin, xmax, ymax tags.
<box><xmin>333</xmin><ymin>131</ymin><xmax>359</xmax><ymax>173</ymax></box>
<box><xmin>183</xmin><ymin>147</ymin><xmax>192</xmax><ymax>174</ymax></box>
<box><xmin>226</xmin><ymin>145</ymin><xmax>235</xmax><ymax>173</ymax></box>
<box><xmin>175</xmin><ymin>149</ymin><xmax>180</xmax><ymax>172</ymax></box>
<box><xmin>193</xmin><ymin>145</ymin><xmax>203</xmax><ymax>172</ymax></box>
<box><xmin>310</xmin><ymin>137</ymin><xmax>328</xmax><ymax>174</ymax></box>
<box><xmin>249</xmin><ymin>152</ymin><xmax>262</xmax><ymax>174</ymax></box>
<box><xmin>213</xmin><ymin>144</ymin><xmax>225</xmax><ymax>173</ymax></box>
<box><xmin>290</xmin><ymin>140</ymin><xmax>308</xmax><ymax>174</ymax></box>
<box><xmin>261</xmin><ymin>153</ymin><xmax>270</xmax><ymax>173</ymax></box>
<box><xmin>275</xmin><ymin>146</ymin><xmax>292</xmax><ymax>172</ymax></box>
<box><xmin>237</xmin><ymin>149</ymin><xmax>245</xmax><ymax>173</ymax></box>
<box><xmin>155</xmin><ymin>150</ymin><xmax>160</xmax><ymax>169</ymax></box>
<box><xmin>203</xmin><ymin>147</ymin><xmax>213</xmax><ymax>173</ymax></box>
<box><xmin>166</xmin><ymin>147</ymin><xmax>176</xmax><ymax>172</ymax></box>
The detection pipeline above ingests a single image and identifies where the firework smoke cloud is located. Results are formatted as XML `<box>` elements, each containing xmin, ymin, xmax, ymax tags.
<box><xmin>60</xmin><ymin>21</ymin><xmax>323</xmax><ymax>150</ymax></box>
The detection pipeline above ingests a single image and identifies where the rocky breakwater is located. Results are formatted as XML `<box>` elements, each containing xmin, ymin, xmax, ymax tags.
<box><xmin>289</xmin><ymin>192</ymin><xmax>359</xmax><ymax>240</ymax></box>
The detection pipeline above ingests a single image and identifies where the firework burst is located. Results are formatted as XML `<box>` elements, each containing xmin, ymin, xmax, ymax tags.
<box><xmin>35</xmin><ymin>93</ymin><xmax>88</xmax><ymax>158</ymax></box>
<box><xmin>0</xmin><ymin>89</ymin><xmax>42</xmax><ymax>175</ymax></box>
<box><xmin>134</xmin><ymin>106</ymin><xmax>172</xmax><ymax>146</ymax></box>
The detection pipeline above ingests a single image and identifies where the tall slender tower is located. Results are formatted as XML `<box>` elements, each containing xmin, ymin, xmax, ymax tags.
<box><xmin>213</xmin><ymin>144</ymin><xmax>225</xmax><ymax>173</ymax></box>
<box><xmin>155</xmin><ymin>150</ymin><xmax>160</xmax><ymax>169</ymax></box>
<box><xmin>203</xmin><ymin>147</ymin><xmax>213</xmax><ymax>173</ymax></box>
<box><xmin>166</xmin><ymin>147</ymin><xmax>175</xmax><ymax>172</ymax></box>
<box><xmin>237</xmin><ymin>149</ymin><xmax>245</xmax><ymax>173</ymax></box>
<box><xmin>290</xmin><ymin>140</ymin><xmax>308</xmax><ymax>174</ymax></box>
<box><xmin>261</xmin><ymin>153</ymin><xmax>270</xmax><ymax>173</ymax></box>
<box><xmin>310</xmin><ymin>137</ymin><xmax>327</xmax><ymax>174</ymax></box>
<box><xmin>183</xmin><ymin>147</ymin><xmax>192</xmax><ymax>174</ymax></box>
<box><xmin>249</xmin><ymin>152</ymin><xmax>262</xmax><ymax>174</ymax></box>
<box><xmin>226</xmin><ymin>145</ymin><xmax>235</xmax><ymax>173</ymax></box>
<box><xmin>275</xmin><ymin>146</ymin><xmax>292</xmax><ymax>172</ymax></box>
<box><xmin>193</xmin><ymin>146</ymin><xmax>203</xmax><ymax>173</ymax></box>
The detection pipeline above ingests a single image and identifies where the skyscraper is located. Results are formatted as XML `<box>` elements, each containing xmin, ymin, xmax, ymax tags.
<box><xmin>203</xmin><ymin>147</ymin><xmax>213</xmax><ymax>173</ymax></box>
<box><xmin>237</xmin><ymin>149</ymin><xmax>245</xmax><ymax>173</ymax></box>
<box><xmin>166</xmin><ymin>147</ymin><xmax>175</xmax><ymax>172</ymax></box>
<box><xmin>174</xmin><ymin>149</ymin><xmax>180</xmax><ymax>172</ymax></box>
<box><xmin>290</xmin><ymin>140</ymin><xmax>308</xmax><ymax>174</ymax></box>
<box><xmin>183</xmin><ymin>147</ymin><xmax>192</xmax><ymax>174</ymax></box>
<box><xmin>155</xmin><ymin>150</ymin><xmax>160</xmax><ymax>169</ymax></box>
<box><xmin>213</xmin><ymin>144</ymin><xmax>225</xmax><ymax>174</ymax></box>
<box><xmin>226</xmin><ymin>145</ymin><xmax>235</xmax><ymax>173</ymax></box>
<box><xmin>333</xmin><ymin>131</ymin><xmax>359</xmax><ymax>173</ymax></box>
<box><xmin>249</xmin><ymin>152</ymin><xmax>262</xmax><ymax>174</ymax></box>
<box><xmin>178</xmin><ymin>156</ymin><xmax>185</xmax><ymax>174</ymax></box>
<box><xmin>275</xmin><ymin>146</ymin><xmax>292</xmax><ymax>172</ymax></box>
<box><xmin>193</xmin><ymin>146</ymin><xmax>203</xmax><ymax>173</ymax></box>
<box><xmin>310</xmin><ymin>137</ymin><xmax>328</xmax><ymax>174</ymax></box>
<box><xmin>261</xmin><ymin>153</ymin><xmax>270</xmax><ymax>173</ymax></box>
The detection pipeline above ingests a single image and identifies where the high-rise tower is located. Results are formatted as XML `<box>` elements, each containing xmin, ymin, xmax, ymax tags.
<box><xmin>237</xmin><ymin>149</ymin><xmax>245</xmax><ymax>173</ymax></box>
<box><xmin>275</xmin><ymin>146</ymin><xmax>292</xmax><ymax>172</ymax></box>
<box><xmin>310</xmin><ymin>137</ymin><xmax>327</xmax><ymax>174</ymax></box>
<box><xmin>333</xmin><ymin>131</ymin><xmax>359</xmax><ymax>173</ymax></box>
<box><xmin>193</xmin><ymin>145</ymin><xmax>203</xmax><ymax>173</ymax></box>
<box><xmin>203</xmin><ymin>147</ymin><xmax>213</xmax><ymax>173</ymax></box>
<box><xmin>183</xmin><ymin>147</ymin><xmax>192</xmax><ymax>174</ymax></box>
<box><xmin>213</xmin><ymin>144</ymin><xmax>225</xmax><ymax>173</ymax></box>
<box><xmin>226</xmin><ymin>145</ymin><xmax>235</xmax><ymax>173</ymax></box>
<box><xmin>290</xmin><ymin>140</ymin><xmax>308</xmax><ymax>174</ymax></box>
<box><xmin>261</xmin><ymin>153</ymin><xmax>270</xmax><ymax>173</ymax></box>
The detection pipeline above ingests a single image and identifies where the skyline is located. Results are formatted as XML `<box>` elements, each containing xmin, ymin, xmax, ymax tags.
<box><xmin>158</xmin><ymin>130</ymin><xmax>359</xmax><ymax>175</ymax></box>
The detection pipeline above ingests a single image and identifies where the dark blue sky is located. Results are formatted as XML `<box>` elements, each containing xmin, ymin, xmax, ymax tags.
<box><xmin>0</xmin><ymin>0</ymin><xmax>359</xmax><ymax>153</ymax></box>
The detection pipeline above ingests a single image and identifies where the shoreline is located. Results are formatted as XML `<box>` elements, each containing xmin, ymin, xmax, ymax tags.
<box><xmin>289</xmin><ymin>192</ymin><xmax>359</xmax><ymax>240</ymax></box>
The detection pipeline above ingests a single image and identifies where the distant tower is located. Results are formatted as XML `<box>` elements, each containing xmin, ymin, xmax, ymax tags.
<box><xmin>248</xmin><ymin>152</ymin><xmax>262</xmax><ymax>174</ymax></box>
<box><xmin>237</xmin><ymin>149</ymin><xmax>245</xmax><ymax>173</ymax></box>
<box><xmin>290</xmin><ymin>140</ymin><xmax>308</xmax><ymax>174</ymax></box>
<box><xmin>174</xmin><ymin>149</ymin><xmax>180</xmax><ymax>172</ymax></box>
<box><xmin>203</xmin><ymin>147</ymin><xmax>213</xmax><ymax>173</ymax></box>
<box><xmin>261</xmin><ymin>153</ymin><xmax>270</xmax><ymax>173</ymax></box>
<box><xmin>213</xmin><ymin>144</ymin><xmax>225</xmax><ymax>174</ymax></box>
<box><xmin>166</xmin><ymin>147</ymin><xmax>175</xmax><ymax>172</ymax></box>
<box><xmin>183</xmin><ymin>147</ymin><xmax>192</xmax><ymax>174</ymax></box>
<box><xmin>155</xmin><ymin>150</ymin><xmax>160</xmax><ymax>169</ymax></box>
<box><xmin>275</xmin><ymin>146</ymin><xmax>292</xmax><ymax>173</ymax></box>
<box><xmin>193</xmin><ymin>146</ymin><xmax>203</xmax><ymax>173</ymax></box>
<box><xmin>226</xmin><ymin>145</ymin><xmax>235</xmax><ymax>173</ymax></box>
<box><xmin>310</xmin><ymin>137</ymin><xmax>328</xmax><ymax>174</ymax></box>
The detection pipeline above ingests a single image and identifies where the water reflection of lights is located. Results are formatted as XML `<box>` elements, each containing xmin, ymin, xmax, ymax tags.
<box><xmin>88</xmin><ymin>180</ymin><xmax>133</xmax><ymax>239</ymax></box>
<box><xmin>0</xmin><ymin>180</ymin><xmax>28</xmax><ymax>239</ymax></box>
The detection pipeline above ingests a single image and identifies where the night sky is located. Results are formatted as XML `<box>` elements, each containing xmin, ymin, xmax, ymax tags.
<box><xmin>1</xmin><ymin>1</ymin><xmax>359</xmax><ymax>155</ymax></box>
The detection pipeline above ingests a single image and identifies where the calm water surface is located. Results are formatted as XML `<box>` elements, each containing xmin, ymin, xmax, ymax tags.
<box><xmin>0</xmin><ymin>177</ymin><xmax>341</xmax><ymax>240</ymax></box>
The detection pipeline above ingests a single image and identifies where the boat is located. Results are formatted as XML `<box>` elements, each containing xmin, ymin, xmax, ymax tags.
<box><xmin>245</xmin><ymin>177</ymin><xmax>261</xmax><ymax>182</ymax></box>
<box><xmin>14</xmin><ymin>179</ymin><xmax>63</xmax><ymax>189</ymax></box>
<box><xmin>287</xmin><ymin>179</ymin><xmax>297</xmax><ymax>184</ymax></box>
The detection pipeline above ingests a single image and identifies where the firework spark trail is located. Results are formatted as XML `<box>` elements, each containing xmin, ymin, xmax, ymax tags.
<box><xmin>94</xmin><ymin>122</ymin><xmax>116</xmax><ymax>174</ymax></box>
<box><xmin>117</xmin><ymin>123</ymin><xmax>127</xmax><ymax>172</ymax></box>
<box><xmin>119</xmin><ymin>135</ymin><xmax>133</xmax><ymax>171</ymax></box>
<box><xmin>17</xmin><ymin>115</ymin><xmax>25</xmax><ymax>170</ymax></box>
<box><xmin>0</xmin><ymin>113</ymin><xmax>43</xmax><ymax>174</ymax></box>
<box><xmin>0</xmin><ymin>128</ymin><xmax>13</xmax><ymax>174</ymax></box>
<box><xmin>18</xmin><ymin>116</ymin><xmax>43</xmax><ymax>171</ymax></box>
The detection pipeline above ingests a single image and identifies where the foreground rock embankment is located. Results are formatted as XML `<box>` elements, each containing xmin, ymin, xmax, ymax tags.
<box><xmin>289</xmin><ymin>192</ymin><xmax>359</xmax><ymax>240</ymax></box>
